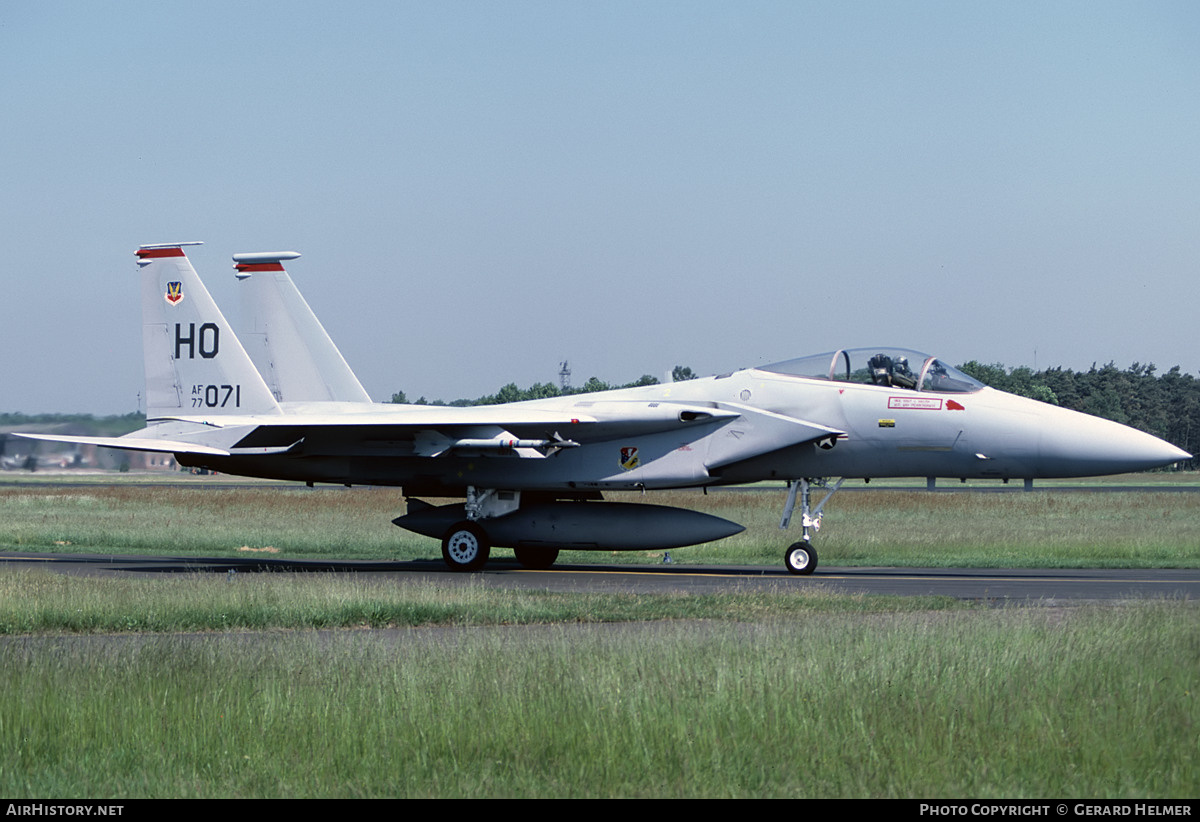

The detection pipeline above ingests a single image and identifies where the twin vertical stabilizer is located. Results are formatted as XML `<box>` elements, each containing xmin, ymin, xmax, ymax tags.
<box><xmin>233</xmin><ymin>252</ymin><xmax>372</xmax><ymax>404</ymax></box>
<box><xmin>137</xmin><ymin>243</ymin><xmax>282</xmax><ymax>420</ymax></box>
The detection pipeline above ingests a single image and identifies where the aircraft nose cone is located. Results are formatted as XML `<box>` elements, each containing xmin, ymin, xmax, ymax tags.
<box><xmin>1038</xmin><ymin>409</ymin><xmax>1190</xmax><ymax>476</ymax></box>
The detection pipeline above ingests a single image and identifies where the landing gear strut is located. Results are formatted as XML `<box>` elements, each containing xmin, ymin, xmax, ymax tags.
<box><xmin>780</xmin><ymin>478</ymin><xmax>843</xmax><ymax>575</ymax></box>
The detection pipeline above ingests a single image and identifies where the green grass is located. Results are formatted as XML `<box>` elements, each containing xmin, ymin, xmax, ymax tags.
<box><xmin>1</xmin><ymin>602</ymin><xmax>1194</xmax><ymax>797</ymax></box>
<box><xmin>0</xmin><ymin>476</ymin><xmax>1195</xmax><ymax>798</ymax></box>
<box><xmin>690</xmin><ymin>487</ymin><xmax>1200</xmax><ymax>568</ymax></box>
<box><xmin>1</xmin><ymin>476</ymin><xmax>1198</xmax><ymax>568</ymax></box>
<box><xmin>0</xmin><ymin>569</ymin><xmax>961</xmax><ymax>635</ymax></box>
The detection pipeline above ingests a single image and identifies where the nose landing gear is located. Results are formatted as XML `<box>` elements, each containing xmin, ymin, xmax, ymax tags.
<box><xmin>780</xmin><ymin>478</ymin><xmax>843</xmax><ymax>575</ymax></box>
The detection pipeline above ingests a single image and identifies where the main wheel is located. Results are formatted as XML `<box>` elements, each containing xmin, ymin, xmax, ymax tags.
<box><xmin>513</xmin><ymin>546</ymin><xmax>559</xmax><ymax>570</ymax></box>
<box><xmin>785</xmin><ymin>541</ymin><xmax>817</xmax><ymax>575</ymax></box>
<box><xmin>441</xmin><ymin>521</ymin><xmax>490</xmax><ymax>571</ymax></box>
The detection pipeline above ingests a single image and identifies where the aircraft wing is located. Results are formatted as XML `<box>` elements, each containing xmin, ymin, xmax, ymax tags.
<box><xmin>18</xmin><ymin>399</ymin><xmax>844</xmax><ymax>466</ymax></box>
<box><xmin>199</xmin><ymin>400</ymin><xmax>843</xmax><ymax>467</ymax></box>
<box><xmin>154</xmin><ymin>401</ymin><xmax>746</xmax><ymax>457</ymax></box>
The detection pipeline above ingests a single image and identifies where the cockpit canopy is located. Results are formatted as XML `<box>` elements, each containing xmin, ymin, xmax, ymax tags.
<box><xmin>759</xmin><ymin>348</ymin><xmax>986</xmax><ymax>394</ymax></box>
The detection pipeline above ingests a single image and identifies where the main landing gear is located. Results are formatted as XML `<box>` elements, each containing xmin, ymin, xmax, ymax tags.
<box><xmin>779</xmin><ymin>478</ymin><xmax>843</xmax><ymax>575</ymax></box>
<box><xmin>440</xmin><ymin>488</ymin><xmax>562</xmax><ymax>572</ymax></box>
<box><xmin>439</xmin><ymin>522</ymin><xmax>560</xmax><ymax>571</ymax></box>
<box><xmin>440</xmin><ymin>487</ymin><xmax>509</xmax><ymax>572</ymax></box>
<box><xmin>441</xmin><ymin>521</ymin><xmax>490</xmax><ymax>572</ymax></box>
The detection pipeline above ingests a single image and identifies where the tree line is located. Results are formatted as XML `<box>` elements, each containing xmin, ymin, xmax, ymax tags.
<box><xmin>0</xmin><ymin>412</ymin><xmax>143</xmax><ymax>438</ymax></box>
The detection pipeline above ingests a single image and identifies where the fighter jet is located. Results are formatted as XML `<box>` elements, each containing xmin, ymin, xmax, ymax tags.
<box><xmin>17</xmin><ymin>243</ymin><xmax>1190</xmax><ymax>575</ymax></box>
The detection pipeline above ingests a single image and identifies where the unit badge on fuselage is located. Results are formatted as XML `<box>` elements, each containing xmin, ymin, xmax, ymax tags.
<box><xmin>619</xmin><ymin>446</ymin><xmax>639</xmax><ymax>471</ymax></box>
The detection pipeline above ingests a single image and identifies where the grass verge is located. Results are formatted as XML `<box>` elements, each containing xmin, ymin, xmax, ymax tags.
<box><xmin>1</xmin><ymin>478</ymin><xmax>1198</xmax><ymax>568</ymax></box>
<box><xmin>0</xmin><ymin>568</ymin><xmax>962</xmax><ymax>634</ymax></box>
<box><xmin>1</xmin><ymin>601</ymin><xmax>1194</xmax><ymax>797</ymax></box>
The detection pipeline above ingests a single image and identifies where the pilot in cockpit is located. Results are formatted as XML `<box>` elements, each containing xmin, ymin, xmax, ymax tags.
<box><xmin>892</xmin><ymin>356</ymin><xmax>917</xmax><ymax>388</ymax></box>
<box><xmin>868</xmin><ymin>353</ymin><xmax>917</xmax><ymax>389</ymax></box>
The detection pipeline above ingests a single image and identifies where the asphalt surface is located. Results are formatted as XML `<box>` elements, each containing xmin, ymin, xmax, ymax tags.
<box><xmin>2</xmin><ymin>550</ymin><xmax>1197</xmax><ymax>603</ymax></box>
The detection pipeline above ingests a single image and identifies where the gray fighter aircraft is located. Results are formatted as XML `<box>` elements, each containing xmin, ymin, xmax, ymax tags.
<box><xmin>17</xmin><ymin>243</ymin><xmax>1190</xmax><ymax>574</ymax></box>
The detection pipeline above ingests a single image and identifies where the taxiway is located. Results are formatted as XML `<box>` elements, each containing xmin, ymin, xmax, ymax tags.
<box><xmin>2</xmin><ymin>551</ymin><xmax>1196</xmax><ymax>603</ymax></box>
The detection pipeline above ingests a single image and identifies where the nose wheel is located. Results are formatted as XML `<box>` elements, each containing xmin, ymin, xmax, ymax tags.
<box><xmin>785</xmin><ymin>541</ymin><xmax>817</xmax><ymax>575</ymax></box>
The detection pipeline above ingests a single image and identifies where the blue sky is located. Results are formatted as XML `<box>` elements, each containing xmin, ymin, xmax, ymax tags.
<box><xmin>3</xmin><ymin>1</ymin><xmax>1198</xmax><ymax>414</ymax></box>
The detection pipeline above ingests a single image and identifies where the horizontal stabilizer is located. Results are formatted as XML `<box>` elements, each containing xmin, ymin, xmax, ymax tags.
<box><xmin>12</xmin><ymin>432</ymin><xmax>230</xmax><ymax>457</ymax></box>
